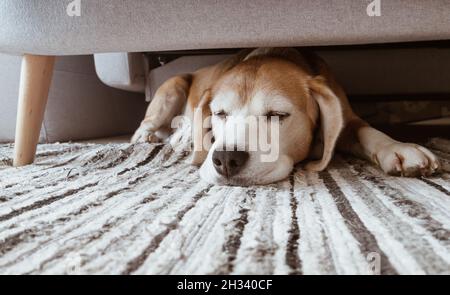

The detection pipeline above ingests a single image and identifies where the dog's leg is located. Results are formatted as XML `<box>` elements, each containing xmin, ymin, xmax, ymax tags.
<box><xmin>131</xmin><ymin>74</ymin><xmax>192</xmax><ymax>143</ymax></box>
<box><xmin>337</xmin><ymin>117</ymin><xmax>440</xmax><ymax>176</ymax></box>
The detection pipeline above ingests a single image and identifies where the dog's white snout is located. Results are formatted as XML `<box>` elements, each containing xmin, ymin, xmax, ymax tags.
<box><xmin>219</xmin><ymin>116</ymin><xmax>249</xmax><ymax>151</ymax></box>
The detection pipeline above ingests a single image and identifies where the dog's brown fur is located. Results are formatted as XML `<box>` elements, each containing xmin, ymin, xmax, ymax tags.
<box><xmin>132</xmin><ymin>48</ymin><xmax>440</xmax><ymax>184</ymax></box>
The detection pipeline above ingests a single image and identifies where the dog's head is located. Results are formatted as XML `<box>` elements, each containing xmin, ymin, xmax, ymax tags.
<box><xmin>194</xmin><ymin>54</ymin><xmax>345</xmax><ymax>185</ymax></box>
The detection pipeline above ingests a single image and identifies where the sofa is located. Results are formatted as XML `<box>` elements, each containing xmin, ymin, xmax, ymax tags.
<box><xmin>1</xmin><ymin>0</ymin><xmax>449</xmax><ymax>166</ymax></box>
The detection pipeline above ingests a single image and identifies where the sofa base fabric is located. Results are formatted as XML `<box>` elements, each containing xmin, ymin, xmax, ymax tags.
<box><xmin>0</xmin><ymin>139</ymin><xmax>449</xmax><ymax>275</ymax></box>
<box><xmin>1</xmin><ymin>0</ymin><xmax>450</xmax><ymax>55</ymax></box>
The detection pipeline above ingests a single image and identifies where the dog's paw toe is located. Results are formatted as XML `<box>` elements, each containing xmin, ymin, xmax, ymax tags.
<box><xmin>375</xmin><ymin>143</ymin><xmax>440</xmax><ymax>177</ymax></box>
<box><xmin>131</xmin><ymin>128</ymin><xmax>161</xmax><ymax>144</ymax></box>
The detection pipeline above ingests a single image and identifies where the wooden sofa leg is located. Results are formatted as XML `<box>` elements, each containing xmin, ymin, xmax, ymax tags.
<box><xmin>13</xmin><ymin>55</ymin><xmax>55</xmax><ymax>167</ymax></box>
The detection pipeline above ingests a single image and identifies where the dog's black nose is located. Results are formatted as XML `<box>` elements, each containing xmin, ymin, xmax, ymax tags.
<box><xmin>212</xmin><ymin>149</ymin><xmax>249</xmax><ymax>178</ymax></box>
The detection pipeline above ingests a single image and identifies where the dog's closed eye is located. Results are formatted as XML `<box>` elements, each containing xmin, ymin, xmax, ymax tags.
<box><xmin>264</xmin><ymin>111</ymin><xmax>290</xmax><ymax>121</ymax></box>
<box><xmin>214</xmin><ymin>110</ymin><xmax>228</xmax><ymax>119</ymax></box>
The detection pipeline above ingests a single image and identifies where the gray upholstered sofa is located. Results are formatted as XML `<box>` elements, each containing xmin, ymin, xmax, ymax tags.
<box><xmin>1</xmin><ymin>0</ymin><xmax>450</xmax><ymax>166</ymax></box>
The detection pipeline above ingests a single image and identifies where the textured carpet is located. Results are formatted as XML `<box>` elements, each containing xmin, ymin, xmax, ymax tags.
<box><xmin>0</xmin><ymin>139</ymin><xmax>449</xmax><ymax>275</ymax></box>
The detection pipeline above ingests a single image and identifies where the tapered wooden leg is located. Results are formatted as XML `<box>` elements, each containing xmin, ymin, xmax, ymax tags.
<box><xmin>13</xmin><ymin>55</ymin><xmax>55</xmax><ymax>167</ymax></box>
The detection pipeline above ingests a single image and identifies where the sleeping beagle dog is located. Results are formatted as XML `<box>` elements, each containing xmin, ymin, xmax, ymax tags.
<box><xmin>132</xmin><ymin>48</ymin><xmax>440</xmax><ymax>185</ymax></box>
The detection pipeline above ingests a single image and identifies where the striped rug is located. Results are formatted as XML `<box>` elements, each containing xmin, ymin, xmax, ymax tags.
<box><xmin>0</xmin><ymin>138</ymin><xmax>449</xmax><ymax>275</ymax></box>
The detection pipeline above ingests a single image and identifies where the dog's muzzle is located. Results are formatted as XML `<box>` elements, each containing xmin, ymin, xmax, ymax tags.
<box><xmin>212</xmin><ymin>149</ymin><xmax>249</xmax><ymax>178</ymax></box>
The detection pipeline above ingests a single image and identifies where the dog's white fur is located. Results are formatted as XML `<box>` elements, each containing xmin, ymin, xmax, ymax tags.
<box><xmin>132</xmin><ymin>48</ymin><xmax>440</xmax><ymax>185</ymax></box>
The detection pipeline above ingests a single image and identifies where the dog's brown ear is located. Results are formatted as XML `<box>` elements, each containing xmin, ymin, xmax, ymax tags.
<box><xmin>192</xmin><ymin>90</ymin><xmax>213</xmax><ymax>166</ymax></box>
<box><xmin>305</xmin><ymin>76</ymin><xmax>345</xmax><ymax>171</ymax></box>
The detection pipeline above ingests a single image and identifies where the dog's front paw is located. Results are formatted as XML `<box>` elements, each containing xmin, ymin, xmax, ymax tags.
<box><xmin>374</xmin><ymin>142</ymin><xmax>440</xmax><ymax>177</ymax></box>
<box><xmin>131</xmin><ymin>127</ymin><xmax>161</xmax><ymax>144</ymax></box>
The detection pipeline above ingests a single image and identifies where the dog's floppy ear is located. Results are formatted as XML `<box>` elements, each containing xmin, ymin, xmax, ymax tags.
<box><xmin>192</xmin><ymin>90</ymin><xmax>213</xmax><ymax>166</ymax></box>
<box><xmin>305</xmin><ymin>76</ymin><xmax>345</xmax><ymax>172</ymax></box>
